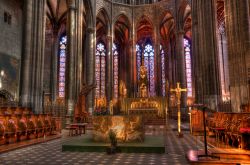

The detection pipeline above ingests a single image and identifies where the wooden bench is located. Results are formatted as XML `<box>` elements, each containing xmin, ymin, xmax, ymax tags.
<box><xmin>207</xmin><ymin>112</ymin><xmax>250</xmax><ymax>149</ymax></box>
<box><xmin>0</xmin><ymin>106</ymin><xmax>60</xmax><ymax>144</ymax></box>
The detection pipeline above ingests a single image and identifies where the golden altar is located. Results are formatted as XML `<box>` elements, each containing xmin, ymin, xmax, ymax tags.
<box><xmin>119</xmin><ymin>57</ymin><xmax>166</xmax><ymax>119</ymax></box>
<box><xmin>121</xmin><ymin>97</ymin><xmax>166</xmax><ymax>118</ymax></box>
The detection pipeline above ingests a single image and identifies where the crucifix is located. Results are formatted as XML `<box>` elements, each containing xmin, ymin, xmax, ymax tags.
<box><xmin>170</xmin><ymin>82</ymin><xmax>187</xmax><ymax>137</ymax></box>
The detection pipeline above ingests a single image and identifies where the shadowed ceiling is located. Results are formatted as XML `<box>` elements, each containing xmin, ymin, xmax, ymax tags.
<box><xmin>46</xmin><ymin>0</ymin><xmax>68</xmax><ymax>26</ymax></box>
<box><xmin>160</xmin><ymin>12</ymin><xmax>175</xmax><ymax>42</ymax></box>
<box><xmin>96</xmin><ymin>9</ymin><xmax>109</xmax><ymax>40</ymax></box>
<box><xmin>114</xmin><ymin>15</ymin><xmax>130</xmax><ymax>44</ymax></box>
<box><xmin>137</xmin><ymin>16</ymin><xmax>153</xmax><ymax>43</ymax></box>
<box><xmin>217</xmin><ymin>0</ymin><xmax>225</xmax><ymax>33</ymax></box>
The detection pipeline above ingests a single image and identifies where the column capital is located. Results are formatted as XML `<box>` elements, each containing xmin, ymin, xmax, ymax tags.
<box><xmin>176</xmin><ymin>30</ymin><xmax>185</xmax><ymax>35</ymax></box>
<box><xmin>66</xmin><ymin>0</ymin><xmax>76</xmax><ymax>9</ymax></box>
<box><xmin>86</xmin><ymin>27</ymin><xmax>95</xmax><ymax>34</ymax></box>
<box><xmin>129</xmin><ymin>39</ymin><xmax>134</xmax><ymax>45</ymax></box>
<box><xmin>106</xmin><ymin>35</ymin><xmax>112</xmax><ymax>41</ymax></box>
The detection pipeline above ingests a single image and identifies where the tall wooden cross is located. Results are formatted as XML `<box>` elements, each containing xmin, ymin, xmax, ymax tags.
<box><xmin>170</xmin><ymin>82</ymin><xmax>187</xmax><ymax>137</ymax></box>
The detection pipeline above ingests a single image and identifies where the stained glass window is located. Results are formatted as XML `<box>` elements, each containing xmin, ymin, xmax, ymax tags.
<box><xmin>136</xmin><ymin>42</ymin><xmax>155</xmax><ymax>96</ymax></box>
<box><xmin>95</xmin><ymin>42</ymin><xmax>106</xmax><ymax>98</ymax></box>
<box><xmin>160</xmin><ymin>45</ymin><xmax>166</xmax><ymax>96</ymax></box>
<box><xmin>184</xmin><ymin>38</ymin><xmax>192</xmax><ymax>97</ymax></box>
<box><xmin>58</xmin><ymin>35</ymin><xmax>67</xmax><ymax>98</ymax></box>
<box><xmin>144</xmin><ymin>44</ymin><xmax>155</xmax><ymax>96</ymax></box>
<box><xmin>136</xmin><ymin>44</ymin><xmax>141</xmax><ymax>80</ymax></box>
<box><xmin>113</xmin><ymin>43</ymin><xmax>119</xmax><ymax>98</ymax></box>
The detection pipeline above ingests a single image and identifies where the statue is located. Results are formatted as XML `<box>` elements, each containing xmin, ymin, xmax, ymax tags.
<box><xmin>170</xmin><ymin>82</ymin><xmax>187</xmax><ymax>137</ymax></box>
<box><xmin>74</xmin><ymin>83</ymin><xmax>95</xmax><ymax>122</ymax></box>
<box><xmin>109</xmin><ymin>100</ymin><xmax>114</xmax><ymax>115</ymax></box>
<box><xmin>138</xmin><ymin>60</ymin><xmax>148</xmax><ymax>98</ymax></box>
<box><xmin>119</xmin><ymin>80</ymin><xmax>127</xmax><ymax>98</ymax></box>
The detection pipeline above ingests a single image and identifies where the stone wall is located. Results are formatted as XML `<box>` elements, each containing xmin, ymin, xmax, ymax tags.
<box><xmin>43</xmin><ymin>21</ymin><xmax>53</xmax><ymax>93</ymax></box>
<box><xmin>0</xmin><ymin>0</ymin><xmax>22</xmax><ymax>59</ymax></box>
<box><xmin>0</xmin><ymin>0</ymin><xmax>22</xmax><ymax>99</ymax></box>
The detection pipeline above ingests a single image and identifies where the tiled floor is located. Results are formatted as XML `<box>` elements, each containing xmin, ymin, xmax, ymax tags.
<box><xmin>0</xmin><ymin>120</ymin><xmax>206</xmax><ymax>165</ymax></box>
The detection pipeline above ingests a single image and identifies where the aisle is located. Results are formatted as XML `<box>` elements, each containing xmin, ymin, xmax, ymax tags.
<box><xmin>0</xmin><ymin>120</ymin><xmax>205</xmax><ymax>165</ymax></box>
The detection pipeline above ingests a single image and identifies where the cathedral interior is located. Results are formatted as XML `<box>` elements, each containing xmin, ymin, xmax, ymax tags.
<box><xmin>0</xmin><ymin>0</ymin><xmax>250</xmax><ymax>164</ymax></box>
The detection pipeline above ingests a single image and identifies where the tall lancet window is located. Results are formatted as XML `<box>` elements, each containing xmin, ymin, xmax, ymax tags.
<box><xmin>113</xmin><ymin>43</ymin><xmax>119</xmax><ymax>98</ymax></box>
<box><xmin>58</xmin><ymin>35</ymin><xmax>67</xmax><ymax>98</ymax></box>
<box><xmin>160</xmin><ymin>45</ymin><xmax>166</xmax><ymax>96</ymax></box>
<box><xmin>136</xmin><ymin>44</ymin><xmax>141</xmax><ymax>80</ymax></box>
<box><xmin>95</xmin><ymin>42</ymin><xmax>106</xmax><ymax>98</ymax></box>
<box><xmin>136</xmin><ymin>43</ymin><xmax>155</xmax><ymax>96</ymax></box>
<box><xmin>144</xmin><ymin>43</ymin><xmax>155</xmax><ymax>96</ymax></box>
<box><xmin>184</xmin><ymin>38</ymin><xmax>192</xmax><ymax>97</ymax></box>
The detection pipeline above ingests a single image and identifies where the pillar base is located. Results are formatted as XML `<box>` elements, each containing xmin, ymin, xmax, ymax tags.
<box><xmin>177</xmin><ymin>132</ymin><xmax>184</xmax><ymax>138</ymax></box>
<box><xmin>65</xmin><ymin>115</ymin><xmax>73</xmax><ymax>125</ymax></box>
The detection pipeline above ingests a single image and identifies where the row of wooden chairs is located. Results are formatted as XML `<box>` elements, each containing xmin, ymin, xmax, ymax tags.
<box><xmin>0</xmin><ymin>107</ymin><xmax>60</xmax><ymax>144</ymax></box>
<box><xmin>207</xmin><ymin>112</ymin><xmax>250</xmax><ymax>149</ymax></box>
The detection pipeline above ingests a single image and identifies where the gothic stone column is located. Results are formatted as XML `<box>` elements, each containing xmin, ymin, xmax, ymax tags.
<box><xmin>193</xmin><ymin>0</ymin><xmax>221</xmax><ymax>110</ymax></box>
<box><xmin>20</xmin><ymin>0</ymin><xmax>33</xmax><ymax>107</ymax></box>
<box><xmin>129</xmin><ymin>38</ymin><xmax>136</xmax><ymax>97</ymax></box>
<box><xmin>86</xmin><ymin>27</ymin><xmax>95</xmax><ymax>114</ymax></box>
<box><xmin>175</xmin><ymin>30</ymin><xmax>187</xmax><ymax>110</ymax></box>
<box><xmin>154</xmin><ymin>37</ymin><xmax>161</xmax><ymax>96</ymax></box>
<box><xmin>51</xmin><ymin>29</ymin><xmax>59</xmax><ymax>102</ymax></box>
<box><xmin>225</xmin><ymin>0</ymin><xmax>250</xmax><ymax>112</ymax></box>
<box><xmin>106</xmin><ymin>35</ymin><xmax>113</xmax><ymax>103</ymax></box>
<box><xmin>66</xmin><ymin>0</ymin><xmax>77</xmax><ymax>116</ymax></box>
<box><xmin>29</xmin><ymin>0</ymin><xmax>46</xmax><ymax>113</ymax></box>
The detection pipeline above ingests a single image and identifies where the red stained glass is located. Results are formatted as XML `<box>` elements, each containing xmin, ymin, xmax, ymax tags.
<box><xmin>113</xmin><ymin>43</ymin><xmax>119</xmax><ymax>98</ymax></box>
<box><xmin>160</xmin><ymin>45</ymin><xmax>166</xmax><ymax>96</ymax></box>
<box><xmin>95</xmin><ymin>42</ymin><xmax>106</xmax><ymax>98</ymax></box>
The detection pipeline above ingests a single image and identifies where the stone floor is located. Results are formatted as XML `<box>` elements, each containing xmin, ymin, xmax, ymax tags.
<box><xmin>0</xmin><ymin>120</ymin><xmax>206</xmax><ymax>165</ymax></box>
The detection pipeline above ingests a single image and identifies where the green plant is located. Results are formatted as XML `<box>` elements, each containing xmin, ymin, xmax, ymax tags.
<box><xmin>108</xmin><ymin>129</ymin><xmax>117</xmax><ymax>147</ymax></box>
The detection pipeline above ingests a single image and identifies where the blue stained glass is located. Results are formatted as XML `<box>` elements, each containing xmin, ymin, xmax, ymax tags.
<box><xmin>160</xmin><ymin>45</ymin><xmax>166</xmax><ymax>96</ymax></box>
<box><xmin>95</xmin><ymin>42</ymin><xmax>106</xmax><ymax>98</ymax></box>
<box><xmin>58</xmin><ymin>35</ymin><xmax>67</xmax><ymax>98</ymax></box>
<box><xmin>136</xmin><ymin>44</ymin><xmax>141</xmax><ymax>80</ymax></box>
<box><xmin>136</xmin><ymin>43</ymin><xmax>155</xmax><ymax>96</ymax></box>
<box><xmin>184</xmin><ymin>38</ymin><xmax>192</xmax><ymax>97</ymax></box>
<box><xmin>113</xmin><ymin>43</ymin><xmax>119</xmax><ymax>98</ymax></box>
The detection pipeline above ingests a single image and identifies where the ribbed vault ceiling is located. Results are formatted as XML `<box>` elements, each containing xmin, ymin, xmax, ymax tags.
<box><xmin>46</xmin><ymin>0</ymin><xmax>67</xmax><ymax>26</ymax></box>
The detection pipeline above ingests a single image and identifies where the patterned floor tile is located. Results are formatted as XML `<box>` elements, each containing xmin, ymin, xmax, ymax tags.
<box><xmin>0</xmin><ymin>120</ymin><xmax>206</xmax><ymax>165</ymax></box>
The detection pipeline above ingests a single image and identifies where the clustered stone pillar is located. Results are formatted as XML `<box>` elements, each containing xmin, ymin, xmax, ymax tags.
<box><xmin>20</xmin><ymin>0</ymin><xmax>46</xmax><ymax>113</ymax></box>
<box><xmin>225</xmin><ymin>0</ymin><xmax>250</xmax><ymax>112</ymax></box>
<box><xmin>192</xmin><ymin>0</ymin><xmax>221</xmax><ymax>110</ymax></box>
<box><xmin>66</xmin><ymin>0</ymin><xmax>77</xmax><ymax>117</ymax></box>
<box><xmin>20</xmin><ymin>0</ymin><xmax>32</xmax><ymax>107</ymax></box>
<box><xmin>106</xmin><ymin>35</ymin><xmax>113</xmax><ymax>104</ymax></box>
<box><xmin>51</xmin><ymin>29</ymin><xmax>59</xmax><ymax>102</ymax></box>
<box><xmin>168</xmin><ymin>36</ymin><xmax>176</xmax><ymax>87</ymax></box>
<box><xmin>75</xmin><ymin>0</ymin><xmax>84</xmax><ymax>99</ymax></box>
<box><xmin>191</xmin><ymin>0</ymin><xmax>202</xmax><ymax>104</ymax></box>
<box><xmin>154</xmin><ymin>23</ymin><xmax>161</xmax><ymax>96</ymax></box>
<box><xmin>86</xmin><ymin>27</ymin><xmax>95</xmax><ymax>114</ymax></box>
<box><xmin>129</xmin><ymin>38</ymin><xmax>136</xmax><ymax>97</ymax></box>
<box><xmin>175</xmin><ymin>30</ymin><xmax>187</xmax><ymax>111</ymax></box>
